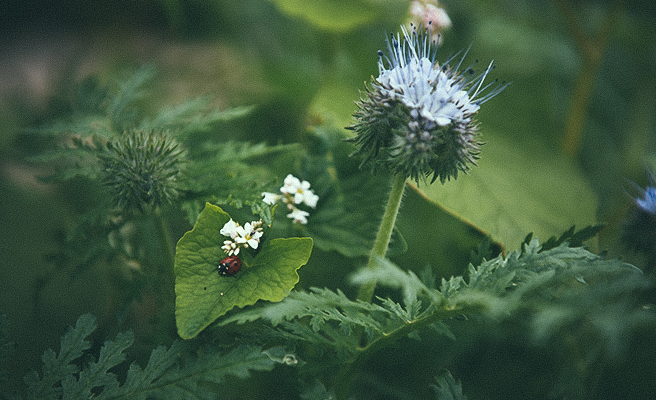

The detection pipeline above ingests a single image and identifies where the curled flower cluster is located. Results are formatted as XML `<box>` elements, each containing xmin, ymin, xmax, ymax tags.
<box><xmin>262</xmin><ymin>174</ymin><xmax>319</xmax><ymax>224</ymax></box>
<box><xmin>348</xmin><ymin>24</ymin><xmax>506</xmax><ymax>184</ymax></box>
<box><xmin>220</xmin><ymin>219</ymin><xmax>264</xmax><ymax>256</ymax></box>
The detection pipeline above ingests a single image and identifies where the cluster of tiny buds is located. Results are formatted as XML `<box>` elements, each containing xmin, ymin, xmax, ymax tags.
<box><xmin>262</xmin><ymin>174</ymin><xmax>319</xmax><ymax>224</ymax></box>
<box><xmin>407</xmin><ymin>0</ymin><xmax>451</xmax><ymax>41</ymax></box>
<box><xmin>220</xmin><ymin>219</ymin><xmax>264</xmax><ymax>256</ymax></box>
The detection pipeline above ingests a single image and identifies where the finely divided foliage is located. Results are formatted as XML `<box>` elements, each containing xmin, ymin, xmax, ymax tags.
<box><xmin>21</xmin><ymin>314</ymin><xmax>278</xmax><ymax>400</ymax></box>
<box><xmin>4</xmin><ymin>237</ymin><xmax>650</xmax><ymax>399</ymax></box>
<box><xmin>222</xmin><ymin>238</ymin><xmax>647</xmax><ymax>366</ymax></box>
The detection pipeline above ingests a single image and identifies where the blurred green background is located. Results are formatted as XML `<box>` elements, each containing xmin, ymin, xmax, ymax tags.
<box><xmin>1</xmin><ymin>0</ymin><xmax>655</xmax><ymax>398</ymax></box>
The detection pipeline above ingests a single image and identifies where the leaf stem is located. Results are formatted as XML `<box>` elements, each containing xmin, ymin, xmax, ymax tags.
<box><xmin>333</xmin><ymin>302</ymin><xmax>485</xmax><ymax>400</ymax></box>
<box><xmin>556</xmin><ymin>0</ymin><xmax>628</xmax><ymax>156</ymax></box>
<box><xmin>356</xmin><ymin>173</ymin><xmax>407</xmax><ymax>303</ymax></box>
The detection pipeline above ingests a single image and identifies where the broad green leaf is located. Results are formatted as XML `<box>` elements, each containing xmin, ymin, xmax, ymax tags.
<box><xmin>174</xmin><ymin>203</ymin><xmax>313</xmax><ymax>339</ymax></box>
<box><xmin>395</xmin><ymin>185</ymin><xmax>503</xmax><ymax>279</ymax></box>
<box><xmin>299</xmin><ymin>124</ymin><xmax>408</xmax><ymax>258</ymax></box>
<box><xmin>268</xmin><ymin>0</ymin><xmax>396</xmax><ymax>32</ymax></box>
<box><xmin>415</xmin><ymin>133</ymin><xmax>598</xmax><ymax>249</ymax></box>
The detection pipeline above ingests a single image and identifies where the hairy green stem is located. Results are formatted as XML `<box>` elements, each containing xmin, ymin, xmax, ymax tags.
<box><xmin>356</xmin><ymin>173</ymin><xmax>407</xmax><ymax>303</ymax></box>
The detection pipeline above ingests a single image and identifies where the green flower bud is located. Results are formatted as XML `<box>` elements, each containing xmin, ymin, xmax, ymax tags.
<box><xmin>348</xmin><ymin>24</ymin><xmax>506</xmax><ymax>183</ymax></box>
<box><xmin>98</xmin><ymin>129</ymin><xmax>184</xmax><ymax>212</ymax></box>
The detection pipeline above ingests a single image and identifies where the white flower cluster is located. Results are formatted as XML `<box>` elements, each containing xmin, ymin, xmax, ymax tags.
<box><xmin>220</xmin><ymin>219</ymin><xmax>264</xmax><ymax>256</ymax></box>
<box><xmin>262</xmin><ymin>174</ymin><xmax>319</xmax><ymax>224</ymax></box>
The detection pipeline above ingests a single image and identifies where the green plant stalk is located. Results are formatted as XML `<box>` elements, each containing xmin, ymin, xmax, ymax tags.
<box><xmin>356</xmin><ymin>173</ymin><xmax>407</xmax><ymax>303</ymax></box>
<box><xmin>333</xmin><ymin>301</ymin><xmax>487</xmax><ymax>400</ymax></box>
<box><xmin>151</xmin><ymin>210</ymin><xmax>177</xmax><ymax>341</ymax></box>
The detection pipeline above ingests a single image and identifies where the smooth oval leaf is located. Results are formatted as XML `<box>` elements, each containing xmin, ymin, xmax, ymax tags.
<box><xmin>269</xmin><ymin>0</ymin><xmax>381</xmax><ymax>32</ymax></box>
<box><xmin>415</xmin><ymin>133</ymin><xmax>598</xmax><ymax>249</ymax></box>
<box><xmin>175</xmin><ymin>203</ymin><xmax>313</xmax><ymax>339</ymax></box>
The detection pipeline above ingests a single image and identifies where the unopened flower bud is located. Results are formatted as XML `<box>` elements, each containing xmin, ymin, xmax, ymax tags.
<box><xmin>98</xmin><ymin>129</ymin><xmax>184</xmax><ymax>212</ymax></box>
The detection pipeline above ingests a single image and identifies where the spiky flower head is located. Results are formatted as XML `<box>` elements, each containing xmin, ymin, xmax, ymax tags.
<box><xmin>348</xmin><ymin>24</ymin><xmax>506</xmax><ymax>184</ymax></box>
<box><xmin>98</xmin><ymin>129</ymin><xmax>184</xmax><ymax>212</ymax></box>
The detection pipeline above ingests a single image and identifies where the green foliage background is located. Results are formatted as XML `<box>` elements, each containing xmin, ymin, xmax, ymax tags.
<box><xmin>1</xmin><ymin>0</ymin><xmax>655</xmax><ymax>399</ymax></box>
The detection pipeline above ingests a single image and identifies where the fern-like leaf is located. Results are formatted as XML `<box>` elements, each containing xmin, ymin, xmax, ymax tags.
<box><xmin>140</xmin><ymin>97</ymin><xmax>254</xmax><ymax>140</ymax></box>
<box><xmin>221</xmin><ymin>287</ymin><xmax>398</xmax><ymax>349</ymax></box>
<box><xmin>430</xmin><ymin>369</ymin><xmax>467</xmax><ymax>400</ymax></box>
<box><xmin>103</xmin><ymin>344</ymin><xmax>277</xmax><ymax>400</ymax></box>
<box><xmin>21</xmin><ymin>314</ymin><xmax>280</xmax><ymax>400</ymax></box>
<box><xmin>24</xmin><ymin>314</ymin><xmax>96</xmax><ymax>400</ymax></box>
<box><xmin>61</xmin><ymin>332</ymin><xmax>132</xmax><ymax>400</ymax></box>
<box><xmin>106</xmin><ymin>65</ymin><xmax>156</xmax><ymax>130</ymax></box>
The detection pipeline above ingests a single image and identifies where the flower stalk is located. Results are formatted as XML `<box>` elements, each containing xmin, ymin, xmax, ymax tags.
<box><xmin>357</xmin><ymin>173</ymin><xmax>407</xmax><ymax>303</ymax></box>
<box><xmin>350</xmin><ymin>24</ymin><xmax>504</xmax><ymax>302</ymax></box>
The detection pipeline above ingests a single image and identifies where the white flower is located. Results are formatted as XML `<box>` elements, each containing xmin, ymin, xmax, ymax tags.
<box><xmin>376</xmin><ymin>42</ymin><xmax>482</xmax><ymax>129</ymax></box>
<box><xmin>291</xmin><ymin>180</ymin><xmax>319</xmax><ymax>208</ymax></box>
<box><xmin>234</xmin><ymin>221</ymin><xmax>263</xmax><ymax>249</ymax></box>
<box><xmin>220</xmin><ymin>219</ymin><xmax>239</xmax><ymax>239</ymax></box>
<box><xmin>280</xmin><ymin>174</ymin><xmax>302</xmax><ymax>195</ymax></box>
<box><xmin>261</xmin><ymin>192</ymin><xmax>280</xmax><ymax>205</ymax></box>
<box><xmin>302</xmin><ymin>190</ymin><xmax>319</xmax><ymax>208</ymax></box>
<box><xmin>287</xmin><ymin>208</ymin><xmax>310</xmax><ymax>225</ymax></box>
<box><xmin>220</xmin><ymin>219</ymin><xmax>264</xmax><ymax>255</ymax></box>
<box><xmin>264</xmin><ymin>174</ymin><xmax>320</xmax><ymax>223</ymax></box>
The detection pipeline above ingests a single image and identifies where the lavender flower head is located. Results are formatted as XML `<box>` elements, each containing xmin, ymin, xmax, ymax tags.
<box><xmin>348</xmin><ymin>24</ymin><xmax>506</xmax><ymax>183</ymax></box>
<box><xmin>622</xmin><ymin>169</ymin><xmax>656</xmax><ymax>269</ymax></box>
<box><xmin>636</xmin><ymin>185</ymin><xmax>656</xmax><ymax>215</ymax></box>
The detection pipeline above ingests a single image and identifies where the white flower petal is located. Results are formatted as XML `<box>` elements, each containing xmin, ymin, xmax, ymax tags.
<box><xmin>220</xmin><ymin>219</ymin><xmax>239</xmax><ymax>238</ymax></box>
<box><xmin>262</xmin><ymin>192</ymin><xmax>279</xmax><ymax>205</ymax></box>
<box><xmin>303</xmin><ymin>192</ymin><xmax>319</xmax><ymax>208</ymax></box>
<box><xmin>287</xmin><ymin>208</ymin><xmax>310</xmax><ymax>224</ymax></box>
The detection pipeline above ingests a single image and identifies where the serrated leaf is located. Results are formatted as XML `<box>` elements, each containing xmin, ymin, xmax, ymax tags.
<box><xmin>140</xmin><ymin>97</ymin><xmax>254</xmax><ymax>140</ymax></box>
<box><xmin>108</xmin><ymin>343</ymin><xmax>276</xmax><ymax>400</ymax></box>
<box><xmin>21</xmin><ymin>314</ymin><xmax>279</xmax><ymax>400</ymax></box>
<box><xmin>61</xmin><ymin>332</ymin><xmax>133</xmax><ymax>400</ymax></box>
<box><xmin>350</xmin><ymin>256</ymin><xmax>444</xmax><ymax>307</ymax></box>
<box><xmin>431</xmin><ymin>369</ymin><xmax>468</xmax><ymax>400</ymax></box>
<box><xmin>111</xmin><ymin>342</ymin><xmax>185</xmax><ymax>399</ymax></box>
<box><xmin>25</xmin><ymin>314</ymin><xmax>97</xmax><ymax>400</ymax></box>
<box><xmin>174</xmin><ymin>203</ymin><xmax>313</xmax><ymax>339</ymax></box>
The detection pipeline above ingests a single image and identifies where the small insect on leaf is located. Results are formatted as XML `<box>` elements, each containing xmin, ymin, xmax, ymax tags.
<box><xmin>217</xmin><ymin>256</ymin><xmax>242</xmax><ymax>276</ymax></box>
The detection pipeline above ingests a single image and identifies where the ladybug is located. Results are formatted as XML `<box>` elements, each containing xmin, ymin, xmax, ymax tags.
<box><xmin>217</xmin><ymin>256</ymin><xmax>242</xmax><ymax>276</ymax></box>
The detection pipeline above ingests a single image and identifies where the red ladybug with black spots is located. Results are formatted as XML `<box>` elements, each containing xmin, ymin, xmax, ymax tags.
<box><xmin>217</xmin><ymin>256</ymin><xmax>242</xmax><ymax>276</ymax></box>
